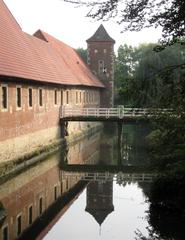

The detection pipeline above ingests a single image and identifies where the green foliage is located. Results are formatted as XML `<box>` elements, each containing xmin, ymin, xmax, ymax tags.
<box><xmin>114</xmin><ymin>42</ymin><xmax>185</xmax><ymax>171</ymax></box>
<box><xmin>146</xmin><ymin>116</ymin><xmax>185</xmax><ymax>171</ymax></box>
<box><xmin>115</xmin><ymin>44</ymin><xmax>185</xmax><ymax>108</ymax></box>
<box><xmin>115</xmin><ymin>42</ymin><xmax>185</xmax><ymax>108</ymax></box>
<box><xmin>76</xmin><ymin>47</ymin><xmax>87</xmax><ymax>63</ymax></box>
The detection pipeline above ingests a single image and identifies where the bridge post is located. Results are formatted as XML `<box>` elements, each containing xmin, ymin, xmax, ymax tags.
<box><xmin>117</xmin><ymin>122</ymin><xmax>123</xmax><ymax>165</ymax></box>
<box><xmin>118</xmin><ymin>105</ymin><xmax>124</xmax><ymax>118</ymax></box>
<box><xmin>61</xmin><ymin>105</ymin><xmax>65</xmax><ymax>118</ymax></box>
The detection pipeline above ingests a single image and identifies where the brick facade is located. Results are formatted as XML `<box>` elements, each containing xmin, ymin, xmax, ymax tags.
<box><xmin>0</xmin><ymin>0</ymin><xmax>115</xmax><ymax>164</ymax></box>
<box><xmin>0</xmin><ymin>79</ymin><xmax>101</xmax><ymax>163</ymax></box>
<box><xmin>87</xmin><ymin>25</ymin><xmax>115</xmax><ymax>107</ymax></box>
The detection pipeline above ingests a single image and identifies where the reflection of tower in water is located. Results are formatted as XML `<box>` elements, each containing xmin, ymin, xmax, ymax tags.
<box><xmin>85</xmin><ymin>181</ymin><xmax>114</xmax><ymax>226</ymax></box>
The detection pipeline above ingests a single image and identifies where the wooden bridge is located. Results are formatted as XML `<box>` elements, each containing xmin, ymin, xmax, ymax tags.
<box><xmin>61</xmin><ymin>171</ymin><xmax>157</xmax><ymax>183</ymax></box>
<box><xmin>60</xmin><ymin>106</ymin><xmax>153</xmax><ymax>122</ymax></box>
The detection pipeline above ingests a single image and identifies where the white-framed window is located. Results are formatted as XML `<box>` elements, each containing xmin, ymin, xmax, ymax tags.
<box><xmin>76</xmin><ymin>91</ymin><xmax>78</xmax><ymax>104</ymax></box>
<box><xmin>16</xmin><ymin>213</ymin><xmax>22</xmax><ymax>237</ymax></box>
<box><xmin>16</xmin><ymin>86</ymin><xmax>22</xmax><ymax>110</ymax></box>
<box><xmin>1</xmin><ymin>84</ymin><xmax>8</xmax><ymax>111</ymax></box>
<box><xmin>28</xmin><ymin>88</ymin><xmax>33</xmax><ymax>108</ymax></box>
<box><xmin>66</xmin><ymin>91</ymin><xmax>69</xmax><ymax>105</ymax></box>
<box><xmin>79</xmin><ymin>92</ymin><xmax>82</xmax><ymax>104</ymax></box>
<box><xmin>2</xmin><ymin>224</ymin><xmax>9</xmax><ymax>240</ymax></box>
<box><xmin>83</xmin><ymin>91</ymin><xmax>85</xmax><ymax>104</ymax></box>
<box><xmin>38</xmin><ymin>88</ymin><xmax>43</xmax><ymax>107</ymax></box>
<box><xmin>92</xmin><ymin>92</ymin><xmax>94</xmax><ymax>103</ymax></box>
<box><xmin>54</xmin><ymin>89</ymin><xmax>58</xmax><ymax>106</ymax></box>
<box><xmin>87</xmin><ymin>92</ymin><xmax>89</xmax><ymax>103</ymax></box>
<box><xmin>61</xmin><ymin>90</ymin><xmax>63</xmax><ymax>105</ymax></box>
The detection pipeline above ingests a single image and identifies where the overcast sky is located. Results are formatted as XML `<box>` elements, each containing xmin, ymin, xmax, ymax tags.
<box><xmin>4</xmin><ymin>0</ymin><xmax>162</xmax><ymax>51</ymax></box>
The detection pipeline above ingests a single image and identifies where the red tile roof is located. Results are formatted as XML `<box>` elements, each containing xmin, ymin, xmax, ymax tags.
<box><xmin>0</xmin><ymin>0</ymin><xmax>104</xmax><ymax>88</ymax></box>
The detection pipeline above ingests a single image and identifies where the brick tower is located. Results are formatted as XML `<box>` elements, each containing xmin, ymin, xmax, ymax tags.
<box><xmin>86</xmin><ymin>24</ymin><xmax>115</xmax><ymax>107</ymax></box>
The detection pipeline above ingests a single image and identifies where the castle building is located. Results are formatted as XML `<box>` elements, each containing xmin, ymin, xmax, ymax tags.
<box><xmin>0</xmin><ymin>0</ymin><xmax>115</xmax><ymax>163</ymax></box>
<box><xmin>87</xmin><ymin>24</ymin><xmax>115</xmax><ymax>107</ymax></box>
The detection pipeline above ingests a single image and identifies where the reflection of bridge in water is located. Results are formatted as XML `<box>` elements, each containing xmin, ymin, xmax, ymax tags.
<box><xmin>61</xmin><ymin>171</ymin><xmax>158</xmax><ymax>183</ymax></box>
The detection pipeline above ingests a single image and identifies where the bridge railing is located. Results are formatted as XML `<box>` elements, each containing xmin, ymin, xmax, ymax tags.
<box><xmin>60</xmin><ymin>106</ymin><xmax>151</xmax><ymax>119</ymax></box>
<box><xmin>61</xmin><ymin>171</ymin><xmax>157</xmax><ymax>183</ymax></box>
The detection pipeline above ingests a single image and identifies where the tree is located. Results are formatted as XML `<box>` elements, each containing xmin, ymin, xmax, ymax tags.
<box><xmin>64</xmin><ymin>0</ymin><xmax>185</xmax><ymax>48</ymax></box>
<box><xmin>116</xmin><ymin>42</ymin><xmax>185</xmax><ymax>107</ymax></box>
<box><xmin>76</xmin><ymin>47</ymin><xmax>87</xmax><ymax>63</ymax></box>
<box><xmin>114</xmin><ymin>44</ymin><xmax>135</xmax><ymax>105</ymax></box>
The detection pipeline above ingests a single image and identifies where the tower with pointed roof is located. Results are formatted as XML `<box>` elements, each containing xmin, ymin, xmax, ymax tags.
<box><xmin>86</xmin><ymin>24</ymin><xmax>115</xmax><ymax>107</ymax></box>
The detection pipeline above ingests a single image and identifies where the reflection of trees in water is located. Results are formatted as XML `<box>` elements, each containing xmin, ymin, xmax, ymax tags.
<box><xmin>103</xmin><ymin>122</ymin><xmax>117</xmax><ymax>136</ymax></box>
<box><xmin>136</xmin><ymin>174</ymin><xmax>185</xmax><ymax>240</ymax></box>
<box><xmin>121</xmin><ymin>124</ymin><xmax>150</xmax><ymax>166</ymax></box>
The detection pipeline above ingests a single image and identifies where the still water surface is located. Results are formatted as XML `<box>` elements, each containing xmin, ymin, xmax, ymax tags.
<box><xmin>0</xmin><ymin>123</ymin><xmax>184</xmax><ymax>240</ymax></box>
<box><xmin>44</xmin><ymin>183</ymin><xmax>149</xmax><ymax>240</ymax></box>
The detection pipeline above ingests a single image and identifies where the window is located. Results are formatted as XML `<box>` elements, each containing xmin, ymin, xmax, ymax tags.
<box><xmin>66</xmin><ymin>91</ymin><xmax>69</xmax><ymax>104</ymax></box>
<box><xmin>16</xmin><ymin>86</ymin><xmax>22</xmax><ymax>109</ymax></box>
<box><xmin>54</xmin><ymin>90</ymin><xmax>57</xmax><ymax>105</ymax></box>
<box><xmin>76</xmin><ymin>91</ymin><xmax>78</xmax><ymax>104</ymax></box>
<box><xmin>79</xmin><ymin>92</ymin><xmax>82</xmax><ymax>103</ymax></box>
<box><xmin>54</xmin><ymin>186</ymin><xmax>57</xmax><ymax>201</ymax></box>
<box><xmin>83</xmin><ymin>92</ymin><xmax>85</xmax><ymax>103</ymax></box>
<box><xmin>92</xmin><ymin>92</ymin><xmax>94</xmax><ymax>103</ymax></box>
<box><xmin>28</xmin><ymin>205</ymin><xmax>33</xmax><ymax>225</ymax></box>
<box><xmin>61</xmin><ymin>91</ymin><xmax>63</xmax><ymax>105</ymax></box>
<box><xmin>39</xmin><ymin>197</ymin><xmax>43</xmax><ymax>215</ymax></box>
<box><xmin>16</xmin><ymin>215</ymin><xmax>22</xmax><ymax>236</ymax></box>
<box><xmin>2</xmin><ymin>225</ymin><xmax>8</xmax><ymax>240</ymax></box>
<box><xmin>86</xmin><ymin>92</ymin><xmax>88</xmax><ymax>103</ymax></box>
<box><xmin>1</xmin><ymin>85</ymin><xmax>8</xmax><ymax>110</ymax></box>
<box><xmin>28</xmin><ymin>88</ymin><xmax>33</xmax><ymax>108</ymax></box>
<box><xmin>39</xmin><ymin>88</ymin><xmax>43</xmax><ymax>107</ymax></box>
<box><xmin>98</xmin><ymin>60</ymin><xmax>104</xmax><ymax>74</ymax></box>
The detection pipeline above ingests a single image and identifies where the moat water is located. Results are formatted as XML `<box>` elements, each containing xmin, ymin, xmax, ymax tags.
<box><xmin>0</xmin><ymin>123</ymin><xmax>185</xmax><ymax>240</ymax></box>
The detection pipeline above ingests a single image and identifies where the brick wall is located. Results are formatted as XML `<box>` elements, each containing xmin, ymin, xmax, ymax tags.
<box><xmin>87</xmin><ymin>42</ymin><xmax>114</xmax><ymax>107</ymax></box>
<box><xmin>0</xmin><ymin>79</ymin><xmax>101</xmax><ymax>163</ymax></box>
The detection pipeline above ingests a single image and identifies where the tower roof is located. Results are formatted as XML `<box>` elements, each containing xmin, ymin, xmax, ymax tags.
<box><xmin>86</xmin><ymin>24</ymin><xmax>115</xmax><ymax>43</ymax></box>
<box><xmin>85</xmin><ymin>208</ymin><xmax>114</xmax><ymax>225</ymax></box>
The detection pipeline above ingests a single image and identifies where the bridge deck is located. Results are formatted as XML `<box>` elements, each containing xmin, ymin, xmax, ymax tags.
<box><xmin>61</xmin><ymin>171</ymin><xmax>158</xmax><ymax>183</ymax></box>
<box><xmin>60</xmin><ymin>106</ymin><xmax>151</xmax><ymax>121</ymax></box>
